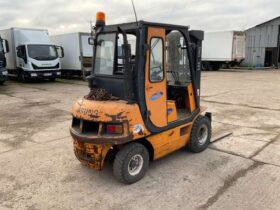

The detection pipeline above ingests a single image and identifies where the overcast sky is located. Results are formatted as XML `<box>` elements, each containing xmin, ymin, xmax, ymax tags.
<box><xmin>0</xmin><ymin>0</ymin><xmax>279</xmax><ymax>35</ymax></box>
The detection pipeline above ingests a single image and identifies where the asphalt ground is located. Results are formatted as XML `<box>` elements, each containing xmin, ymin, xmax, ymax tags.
<box><xmin>0</xmin><ymin>69</ymin><xmax>280</xmax><ymax>209</ymax></box>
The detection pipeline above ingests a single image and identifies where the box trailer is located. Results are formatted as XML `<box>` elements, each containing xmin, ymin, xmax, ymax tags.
<box><xmin>0</xmin><ymin>28</ymin><xmax>64</xmax><ymax>81</ymax></box>
<box><xmin>50</xmin><ymin>32</ymin><xmax>93</xmax><ymax>77</ymax></box>
<box><xmin>0</xmin><ymin>36</ymin><xmax>9</xmax><ymax>84</ymax></box>
<box><xmin>202</xmin><ymin>31</ymin><xmax>245</xmax><ymax>70</ymax></box>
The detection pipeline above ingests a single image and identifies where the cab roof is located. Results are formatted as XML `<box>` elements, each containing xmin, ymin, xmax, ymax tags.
<box><xmin>100</xmin><ymin>20</ymin><xmax>190</xmax><ymax>32</ymax></box>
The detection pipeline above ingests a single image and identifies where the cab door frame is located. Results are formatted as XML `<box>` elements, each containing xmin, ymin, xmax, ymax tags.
<box><xmin>144</xmin><ymin>27</ymin><xmax>167</xmax><ymax>128</ymax></box>
<box><xmin>137</xmin><ymin>23</ymin><xmax>201</xmax><ymax>134</ymax></box>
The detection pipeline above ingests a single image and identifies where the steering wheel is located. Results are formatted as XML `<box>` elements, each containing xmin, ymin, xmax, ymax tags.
<box><xmin>150</xmin><ymin>65</ymin><xmax>163</xmax><ymax>81</ymax></box>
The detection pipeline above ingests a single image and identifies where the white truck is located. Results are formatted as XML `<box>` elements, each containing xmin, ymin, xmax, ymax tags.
<box><xmin>0</xmin><ymin>28</ymin><xmax>64</xmax><ymax>81</ymax></box>
<box><xmin>0</xmin><ymin>36</ymin><xmax>9</xmax><ymax>84</ymax></box>
<box><xmin>202</xmin><ymin>31</ymin><xmax>245</xmax><ymax>70</ymax></box>
<box><xmin>50</xmin><ymin>32</ymin><xmax>93</xmax><ymax>78</ymax></box>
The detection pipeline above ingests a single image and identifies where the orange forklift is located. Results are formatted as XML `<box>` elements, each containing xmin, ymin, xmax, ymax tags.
<box><xmin>70</xmin><ymin>12</ymin><xmax>212</xmax><ymax>184</ymax></box>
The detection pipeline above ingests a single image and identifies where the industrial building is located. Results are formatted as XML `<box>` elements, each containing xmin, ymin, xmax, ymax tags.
<box><xmin>243</xmin><ymin>16</ymin><xmax>280</xmax><ymax>67</ymax></box>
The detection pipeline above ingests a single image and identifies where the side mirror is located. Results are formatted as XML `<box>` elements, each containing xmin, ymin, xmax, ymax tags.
<box><xmin>56</xmin><ymin>46</ymin><xmax>64</xmax><ymax>58</ymax></box>
<box><xmin>88</xmin><ymin>37</ymin><xmax>95</xmax><ymax>45</ymax></box>
<box><xmin>3</xmin><ymin>39</ymin><xmax>9</xmax><ymax>53</ymax></box>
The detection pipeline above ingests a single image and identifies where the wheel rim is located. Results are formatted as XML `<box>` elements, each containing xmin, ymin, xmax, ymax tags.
<box><xmin>197</xmin><ymin>124</ymin><xmax>208</xmax><ymax>146</ymax></box>
<box><xmin>128</xmin><ymin>154</ymin><xmax>144</xmax><ymax>176</ymax></box>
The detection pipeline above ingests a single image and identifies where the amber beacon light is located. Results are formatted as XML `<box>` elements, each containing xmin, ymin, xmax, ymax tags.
<box><xmin>96</xmin><ymin>12</ymin><xmax>106</xmax><ymax>27</ymax></box>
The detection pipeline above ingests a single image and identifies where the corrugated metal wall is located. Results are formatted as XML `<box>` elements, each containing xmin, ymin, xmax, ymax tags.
<box><xmin>243</xmin><ymin>18</ymin><xmax>280</xmax><ymax>66</ymax></box>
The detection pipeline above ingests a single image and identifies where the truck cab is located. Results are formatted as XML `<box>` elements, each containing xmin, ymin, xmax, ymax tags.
<box><xmin>16</xmin><ymin>43</ymin><xmax>63</xmax><ymax>81</ymax></box>
<box><xmin>0</xmin><ymin>28</ymin><xmax>64</xmax><ymax>82</ymax></box>
<box><xmin>0</xmin><ymin>36</ymin><xmax>9</xmax><ymax>85</ymax></box>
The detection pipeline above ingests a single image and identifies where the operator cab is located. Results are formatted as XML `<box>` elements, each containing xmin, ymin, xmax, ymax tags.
<box><xmin>88</xmin><ymin>18</ymin><xmax>203</xmax><ymax>133</ymax></box>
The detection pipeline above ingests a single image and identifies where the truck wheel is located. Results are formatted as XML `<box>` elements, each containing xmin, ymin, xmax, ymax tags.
<box><xmin>202</xmin><ymin>61</ymin><xmax>210</xmax><ymax>71</ymax></box>
<box><xmin>18</xmin><ymin>71</ymin><xmax>27</xmax><ymax>82</ymax></box>
<box><xmin>188</xmin><ymin>115</ymin><xmax>211</xmax><ymax>153</ymax></box>
<box><xmin>113</xmin><ymin>143</ymin><xmax>149</xmax><ymax>184</ymax></box>
<box><xmin>212</xmin><ymin>63</ymin><xmax>220</xmax><ymax>71</ymax></box>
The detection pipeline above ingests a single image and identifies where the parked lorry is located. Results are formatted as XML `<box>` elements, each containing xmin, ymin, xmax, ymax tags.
<box><xmin>50</xmin><ymin>32</ymin><xmax>93</xmax><ymax>78</ymax></box>
<box><xmin>202</xmin><ymin>31</ymin><xmax>245</xmax><ymax>70</ymax></box>
<box><xmin>0</xmin><ymin>28</ymin><xmax>64</xmax><ymax>81</ymax></box>
<box><xmin>0</xmin><ymin>36</ymin><xmax>9</xmax><ymax>85</ymax></box>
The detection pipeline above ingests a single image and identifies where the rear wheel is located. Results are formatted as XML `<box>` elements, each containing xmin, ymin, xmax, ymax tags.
<box><xmin>113</xmin><ymin>143</ymin><xmax>149</xmax><ymax>184</ymax></box>
<box><xmin>202</xmin><ymin>61</ymin><xmax>211</xmax><ymax>71</ymax></box>
<box><xmin>0</xmin><ymin>81</ymin><xmax>4</xmax><ymax>85</ymax></box>
<box><xmin>188</xmin><ymin>115</ymin><xmax>211</xmax><ymax>153</ymax></box>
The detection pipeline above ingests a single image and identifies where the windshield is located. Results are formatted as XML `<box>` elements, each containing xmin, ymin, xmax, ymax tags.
<box><xmin>28</xmin><ymin>45</ymin><xmax>58</xmax><ymax>60</ymax></box>
<box><xmin>94</xmin><ymin>33</ymin><xmax>116</xmax><ymax>75</ymax></box>
<box><xmin>94</xmin><ymin>33</ymin><xmax>137</xmax><ymax>75</ymax></box>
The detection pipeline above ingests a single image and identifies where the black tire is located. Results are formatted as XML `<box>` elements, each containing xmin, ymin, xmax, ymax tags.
<box><xmin>18</xmin><ymin>71</ymin><xmax>27</xmax><ymax>82</ymax></box>
<box><xmin>49</xmin><ymin>78</ymin><xmax>56</xmax><ymax>82</ymax></box>
<box><xmin>113</xmin><ymin>143</ymin><xmax>149</xmax><ymax>184</ymax></box>
<box><xmin>188</xmin><ymin>115</ymin><xmax>211</xmax><ymax>153</ymax></box>
<box><xmin>212</xmin><ymin>63</ymin><xmax>220</xmax><ymax>71</ymax></box>
<box><xmin>202</xmin><ymin>61</ymin><xmax>211</xmax><ymax>71</ymax></box>
<box><xmin>0</xmin><ymin>80</ymin><xmax>4</xmax><ymax>85</ymax></box>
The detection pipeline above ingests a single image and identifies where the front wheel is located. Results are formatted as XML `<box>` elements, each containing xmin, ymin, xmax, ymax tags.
<box><xmin>188</xmin><ymin>115</ymin><xmax>211</xmax><ymax>153</ymax></box>
<box><xmin>18</xmin><ymin>71</ymin><xmax>28</xmax><ymax>82</ymax></box>
<box><xmin>113</xmin><ymin>143</ymin><xmax>149</xmax><ymax>184</ymax></box>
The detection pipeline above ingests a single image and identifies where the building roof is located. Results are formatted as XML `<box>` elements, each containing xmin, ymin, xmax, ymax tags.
<box><xmin>255</xmin><ymin>16</ymin><xmax>280</xmax><ymax>27</ymax></box>
<box><xmin>246</xmin><ymin>16</ymin><xmax>280</xmax><ymax>31</ymax></box>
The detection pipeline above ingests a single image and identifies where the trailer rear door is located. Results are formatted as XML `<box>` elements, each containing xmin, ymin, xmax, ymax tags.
<box><xmin>232</xmin><ymin>32</ymin><xmax>245</xmax><ymax>61</ymax></box>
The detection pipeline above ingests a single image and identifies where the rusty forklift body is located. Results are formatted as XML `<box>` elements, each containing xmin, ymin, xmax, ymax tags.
<box><xmin>70</xmin><ymin>14</ymin><xmax>211</xmax><ymax>183</ymax></box>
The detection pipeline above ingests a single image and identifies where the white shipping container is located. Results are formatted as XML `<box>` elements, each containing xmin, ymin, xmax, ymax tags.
<box><xmin>50</xmin><ymin>32</ymin><xmax>93</xmax><ymax>76</ymax></box>
<box><xmin>202</xmin><ymin>31</ymin><xmax>245</xmax><ymax>70</ymax></box>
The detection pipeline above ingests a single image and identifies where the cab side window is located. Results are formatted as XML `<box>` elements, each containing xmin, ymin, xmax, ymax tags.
<box><xmin>149</xmin><ymin>37</ymin><xmax>164</xmax><ymax>82</ymax></box>
<box><xmin>166</xmin><ymin>31</ymin><xmax>191</xmax><ymax>85</ymax></box>
<box><xmin>116</xmin><ymin>33</ymin><xmax>137</xmax><ymax>74</ymax></box>
<box><xmin>16</xmin><ymin>45</ymin><xmax>27</xmax><ymax>63</ymax></box>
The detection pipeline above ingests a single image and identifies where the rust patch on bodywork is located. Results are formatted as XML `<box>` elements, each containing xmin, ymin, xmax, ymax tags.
<box><xmin>71</xmin><ymin>98</ymin><xmax>149</xmax><ymax>138</ymax></box>
<box><xmin>70</xmin><ymin>98</ymin><xmax>151</xmax><ymax>169</ymax></box>
<box><xmin>70</xmin><ymin>127</ymin><xmax>133</xmax><ymax>145</ymax></box>
<box><xmin>168</xmin><ymin>131</ymin><xmax>174</xmax><ymax>137</ymax></box>
<box><xmin>88</xmin><ymin>114</ymin><xmax>101</xmax><ymax>119</ymax></box>
<box><xmin>73</xmin><ymin>139</ymin><xmax>111</xmax><ymax>170</ymax></box>
<box><xmin>105</xmin><ymin>112</ymin><xmax>127</xmax><ymax>121</ymax></box>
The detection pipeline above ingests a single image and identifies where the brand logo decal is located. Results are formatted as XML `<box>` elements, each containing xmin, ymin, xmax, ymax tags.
<box><xmin>150</xmin><ymin>91</ymin><xmax>163</xmax><ymax>101</ymax></box>
<box><xmin>133</xmin><ymin>124</ymin><xmax>144</xmax><ymax>135</ymax></box>
<box><xmin>167</xmin><ymin>108</ymin><xmax>173</xmax><ymax>115</ymax></box>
